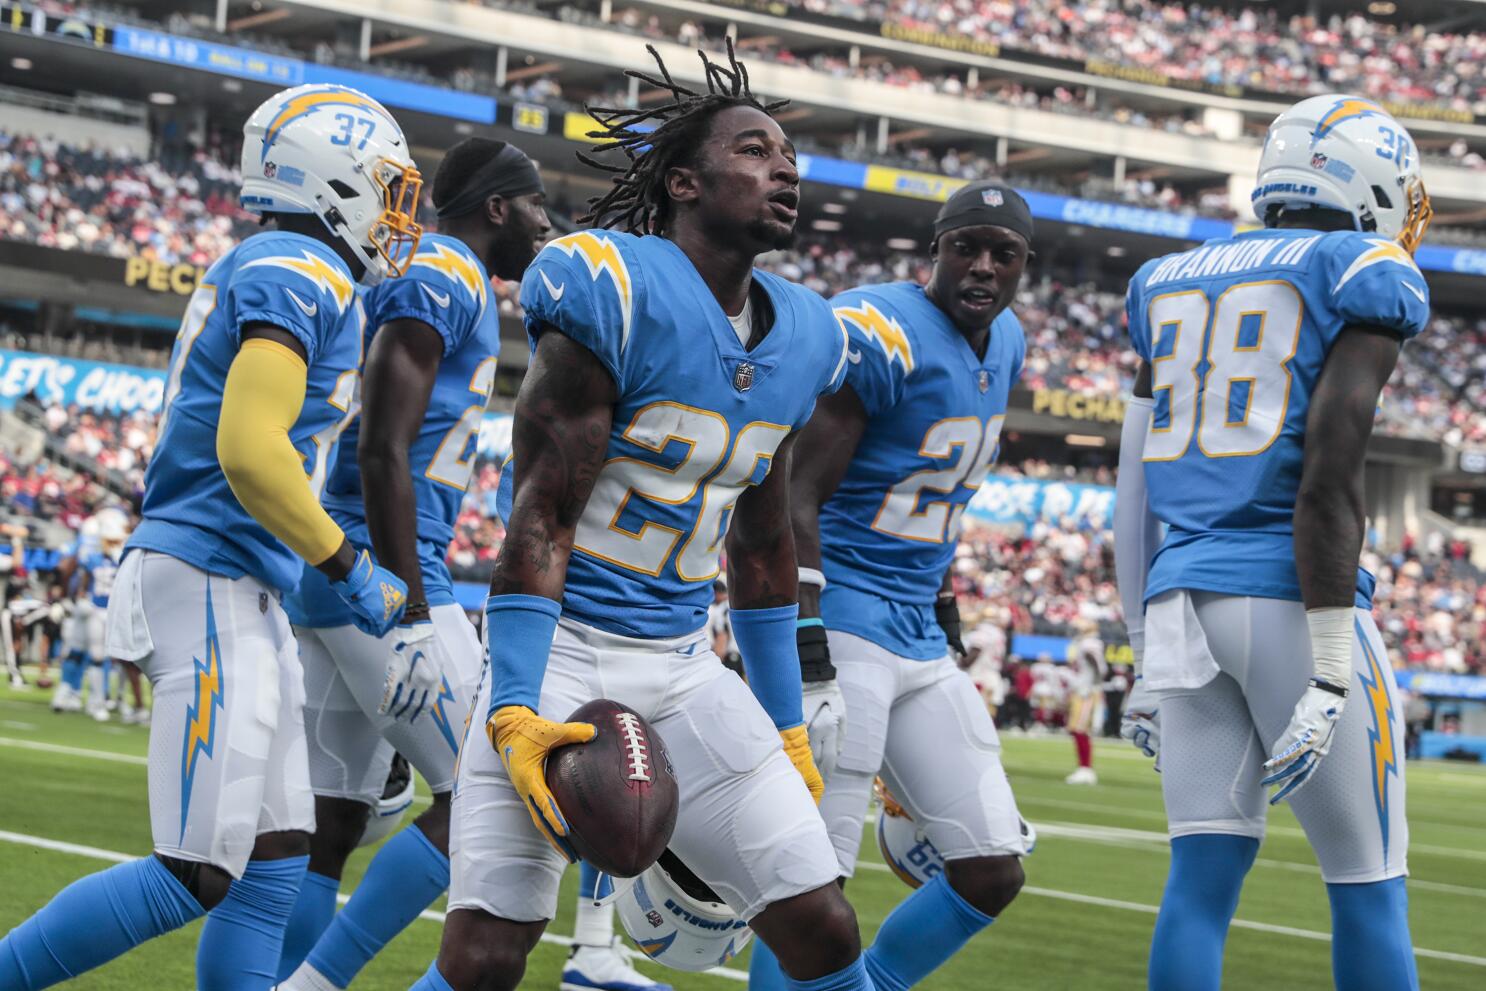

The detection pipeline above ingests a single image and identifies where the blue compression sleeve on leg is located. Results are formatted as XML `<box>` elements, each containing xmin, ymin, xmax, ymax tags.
<box><xmin>62</xmin><ymin>653</ymin><xmax>84</xmax><ymax>691</ymax></box>
<box><xmin>731</xmin><ymin>604</ymin><xmax>804</xmax><ymax>729</ymax></box>
<box><xmin>196</xmin><ymin>854</ymin><xmax>308</xmax><ymax>990</ymax></box>
<box><xmin>1327</xmin><ymin>878</ymin><xmax>1419</xmax><ymax>991</ymax></box>
<box><xmin>410</xmin><ymin>959</ymin><xmax>457</xmax><ymax>991</ymax></box>
<box><xmin>307</xmin><ymin>823</ymin><xmax>450</xmax><ymax>988</ymax></box>
<box><xmin>1148</xmin><ymin>834</ymin><xmax>1259</xmax><ymax>991</ymax></box>
<box><xmin>578</xmin><ymin>859</ymin><xmax>605</xmax><ymax>901</ymax></box>
<box><xmin>0</xmin><ymin>856</ymin><xmax>204</xmax><ymax>990</ymax></box>
<box><xmin>782</xmin><ymin>955</ymin><xmax>875</xmax><ymax>991</ymax></box>
<box><xmin>863</xmin><ymin>871</ymin><xmax>993</xmax><ymax>991</ymax></box>
<box><xmin>275</xmin><ymin>871</ymin><xmax>340</xmax><ymax>981</ymax></box>
<box><xmin>484</xmin><ymin>594</ymin><xmax>561</xmax><ymax>714</ymax></box>
<box><xmin>749</xmin><ymin>939</ymin><xmax>790</xmax><ymax>991</ymax></box>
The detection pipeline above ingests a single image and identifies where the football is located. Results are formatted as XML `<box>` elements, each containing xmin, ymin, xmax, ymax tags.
<box><xmin>545</xmin><ymin>699</ymin><xmax>680</xmax><ymax>878</ymax></box>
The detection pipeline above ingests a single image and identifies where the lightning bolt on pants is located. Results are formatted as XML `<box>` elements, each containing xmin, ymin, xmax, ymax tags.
<box><xmin>116</xmin><ymin>551</ymin><xmax>315</xmax><ymax>880</ymax></box>
<box><xmin>1153</xmin><ymin>591</ymin><xmax>1410</xmax><ymax>883</ymax></box>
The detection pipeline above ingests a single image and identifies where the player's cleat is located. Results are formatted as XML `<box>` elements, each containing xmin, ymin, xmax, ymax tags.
<box><xmin>51</xmin><ymin>685</ymin><xmax>82</xmax><ymax>713</ymax></box>
<box><xmin>561</xmin><ymin>939</ymin><xmax>674</xmax><ymax>991</ymax></box>
<box><xmin>1064</xmin><ymin>766</ymin><xmax>1097</xmax><ymax>785</ymax></box>
<box><xmin>88</xmin><ymin>704</ymin><xmax>110</xmax><ymax>723</ymax></box>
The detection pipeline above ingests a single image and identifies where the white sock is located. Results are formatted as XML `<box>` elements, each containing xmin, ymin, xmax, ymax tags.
<box><xmin>572</xmin><ymin>897</ymin><xmax>615</xmax><ymax>949</ymax></box>
<box><xmin>283</xmin><ymin>962</ymin><xmax>341</xmax><ymax>991</ymax></box>
<box><xmin>85</xmin><ymin>665</ymin><xmax>104</xmax><ymax>704</ymax></box>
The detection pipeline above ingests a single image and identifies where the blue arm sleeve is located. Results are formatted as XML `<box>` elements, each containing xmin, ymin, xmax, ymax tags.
<box><xmin>485</xmin><ymin>593</ymin><xmax>561</xmax><ymax>714</ymax></box>
<box><xmin>731</xmin><ymin>604</ymin><xmax>805</xmax><ymax>730</ymax></box>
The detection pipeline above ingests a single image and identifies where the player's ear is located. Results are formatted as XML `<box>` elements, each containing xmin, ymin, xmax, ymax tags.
<box><xmin>928</xmin><ymin>234</ymin><xmax>940</xmax><ymax>260</ymax></box>
<box><xmin>666</xmin><ymin>165</ymin><xmax>700</xmax><ymax>207</ymax></box>
<box><xmin>485</xmin><ymin>194</ymin><xmax>509</xmax><ymax>225</ymax></box>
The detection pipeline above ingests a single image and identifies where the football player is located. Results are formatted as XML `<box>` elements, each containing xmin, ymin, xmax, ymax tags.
<box><xmin>0</xmin><ymin>84</ymin><xmax>418</xmax><ymax>991</ymax></box>
<box><xmin>410</xmin><ymin>44</ymin><xmax>880</xmax><ymax>991</ymax></box>
<box><xmin>1115</xmin><ymin>94</ymin><xmax>1431</xmax><ymax>991</ymax></box>
<box><xmin>74</xmin><ymin>509</ymin><xmax>128</xmax><ymax>722</ymax></box>
<box><xmin>1064</xmin><ymin>620</ymin><xmax>1103</xmax><ymax>785</ymax></box>
<box><xmin>753</xmin><ymin>182</ymin><xmax>1033</xmax><ymax>991</ymax></box>
<box><xmin>275</xmin><ymin>137</ymin><xmax>551</xmax><ymax>991</ymax></box>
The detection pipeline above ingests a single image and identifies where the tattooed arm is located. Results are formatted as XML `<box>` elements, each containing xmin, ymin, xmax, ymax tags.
<box><xmin>483</xmin><ymin>327</ymin><xmax>615</xmax><ymax>856</ymax></box>
<box><xmin>487</xmin><ymin>328</ymin><xmax>616</xmax><ymax>601</ymax></box>
<box><xmin>726</xmin><ymin>432</ymin><xmax>802</xmax><ymax>610</ymax></box>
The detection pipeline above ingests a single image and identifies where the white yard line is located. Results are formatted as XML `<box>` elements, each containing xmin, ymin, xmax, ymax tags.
<box><xmin>0</xmin><ymin>829</ymin><xmax>747</xmax><ymax>982</ymax></box>
<box><xmin>1031</xmin><ymin>822</ymin><xmax>1486</xmax><ymax>898</ymax></box>
<box><xmin>5</xmin><ymin>829</ymin><xmax>1483</xmax><ymax>970</ymax></box>
<box><xmin>0</xmin><ymin>735</ymin><xmax>147</xmax><ymax>765</ymax></box>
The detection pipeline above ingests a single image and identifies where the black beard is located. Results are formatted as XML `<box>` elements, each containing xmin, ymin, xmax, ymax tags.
<box><xmin>747</xmin><ymin>217</ymin><xmax>796</xmax><ymax>252</ymax></box>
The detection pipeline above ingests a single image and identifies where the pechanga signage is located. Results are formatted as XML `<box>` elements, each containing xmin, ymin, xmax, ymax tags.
<box><xmin>1030</xmin><ymin>389</ymin><xmax>1127</xmax><ymax>424</ymax></box>
<box><xmin>123</xmin><ymin>257</ymin><xmax>205</xmax><ymax>296</ymax></box>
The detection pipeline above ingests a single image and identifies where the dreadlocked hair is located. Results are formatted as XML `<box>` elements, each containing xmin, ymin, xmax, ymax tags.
<box><xmin>578</xmin><ymin>39</ymin><xmax>787</xmax><ymax>234</ymax></box>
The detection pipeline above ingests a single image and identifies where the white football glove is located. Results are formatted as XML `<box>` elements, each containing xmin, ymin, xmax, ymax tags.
<box><xmin>1120</xmin><ymin>675</ymin><xmax>1161</xmax><ymax>764</ymax></box>
<box><xmin>802</xmin><ymin>679</ymin><xmax>845</xmax><ymax>780</ymax></box>
<box><xmin>1261</xmin><ymin>681</ymin><xmax>1347</xmax><ymax>805</ymax></box>
<box><xmin>377</xmin><ymin>620</ymin><xmax>442</xmax><ymax>723</ymax></box>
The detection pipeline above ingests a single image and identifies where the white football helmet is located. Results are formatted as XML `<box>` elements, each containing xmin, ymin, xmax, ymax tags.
<box><xmin>358</xmin><ymin>753</ymin><xmax>414</xmax><ymax>848</ymax></box>
<box><xmin>1252</xmin><ymin>94</ymin><xmax>1431</xmax><ymax>254</ymax></box>
<box><xmin>240</xmin><ymin>84</ymin><xmax>423</xmax><ymax>284</ymax></box>
<box><xmin>874</xmin><ymin>779</ymin><xmax>1035</xmax><ymax>889</ymax></box>
<box><xmin>95</xmin><ymin>508</ymin><xmax>129</xmax><ymax>550</ymax></box>
<box><xmin>612</xmin><ymin>851</ymin><xmax>752</xmax><ymax>972</ymax></box>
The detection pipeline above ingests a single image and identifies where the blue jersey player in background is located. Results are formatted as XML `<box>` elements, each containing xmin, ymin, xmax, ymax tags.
<box><xmin>0</xmin><ymin>84</ymin><xmax>419</xmax><ymax>991</ymax></box>
<box><xmin>413</xmin><ymin>44</ymin><xmax>892</xmax><ymax>991</ymax></box>
<box><xmin>276</xmin><ymin>138</ymin><xmax>552</xmax><ymax>991</ymax></box>
<box><xmin>1115</xmin><ymin>94</ymin><xmax>1433</xmax><ymax>991</ymax></box>
<box><xmin>756</xmin><ymin>182</ymin><xmax>1035</xmax><ymax>991</ymax></box>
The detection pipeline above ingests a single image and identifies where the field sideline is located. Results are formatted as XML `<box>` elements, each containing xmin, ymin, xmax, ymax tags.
<box><xmin>1</xmin><ymin>683</ymin><xmax>1482</xmax><ymax>990</ymax></box>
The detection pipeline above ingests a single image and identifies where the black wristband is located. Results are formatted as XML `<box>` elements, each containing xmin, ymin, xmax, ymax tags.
<box><xmin>797</xmin><ymin>624</ymin><xmax>837</xmax><ymax>683</ymax></box>
<box><xmin>1308</xmin><ymin>677</ymin><xmax>1349</xmax><ymax>698</ymax></box>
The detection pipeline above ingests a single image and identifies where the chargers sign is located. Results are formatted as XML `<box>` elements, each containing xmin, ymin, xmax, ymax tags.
<box><xmin>0</xmin><ymin>349</ymin><xmax>166</xmax><ymax>414</ymax></box>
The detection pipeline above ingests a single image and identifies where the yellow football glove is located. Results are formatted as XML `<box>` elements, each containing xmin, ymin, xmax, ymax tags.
<box><xmin>487</xmin><ymin>705</ymin><xmax>596</xmax><ymax>862</ymax></box>
<box><xmin>779</xmin><ymin>724</ymin><xmax>825</xmax><ymax>804</ymax></box>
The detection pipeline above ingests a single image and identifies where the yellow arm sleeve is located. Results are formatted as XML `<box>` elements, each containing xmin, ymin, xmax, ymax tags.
<box><xmin>217</xmin><ymin>338</ymin><xmax>345</xmax><ymax>567</ymax></box>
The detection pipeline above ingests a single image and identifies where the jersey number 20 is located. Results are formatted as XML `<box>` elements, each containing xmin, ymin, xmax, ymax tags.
<box><xmin>575</xmin><ymin>402</ymin><xmax>788</xmax><ymax>582</ymax></box>
<box><xmin>1144</xmin><ymin>280</ymin><xmax>1303</xmax><ymax>461</ymax></box>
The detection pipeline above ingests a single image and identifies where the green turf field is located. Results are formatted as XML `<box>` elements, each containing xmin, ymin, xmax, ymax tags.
<box><xmin>2</xmin><ymin>683</ymin><xmax>1482</xmax><ymax>990</ymax></box>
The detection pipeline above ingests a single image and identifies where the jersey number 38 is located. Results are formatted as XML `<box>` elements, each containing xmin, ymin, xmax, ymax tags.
<box><xmin>1144</xmin><ymin>280</ymin><xmax>1304</xmax><ymax>462</ymax></box>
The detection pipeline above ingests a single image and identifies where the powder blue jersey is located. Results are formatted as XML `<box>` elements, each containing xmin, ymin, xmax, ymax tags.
<box><xmin>818</xmin><ymin>283</ymin><xmax>1025</xmax><ymax>659</ymax></box>
<box><xmin>1128</xmin><ymin>228</ymin><xmax>1430</xmax><ymax>606</ymax></box>
<box><xmin>129</xmin><ymin>231</ymin><xmax>364</xmax><ymax>594</ymax></box>
<box><xmin>516</xmin><ymin>230</ymin><xmax>849</xmax><ymax>638</ymax></box>
<box><xmin>289</xmin><ymin>235</ymin><xmax>498</xmax><ymax>626</ymax></box>
<box><xmin>79</xmin><ymin>549</ymin><xmax>122</xmax><ymax>608</ymax></box>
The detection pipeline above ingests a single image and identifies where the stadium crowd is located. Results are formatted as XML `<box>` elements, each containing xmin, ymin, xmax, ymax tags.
<box><xmin>0</xmin><ymin>123</ymin><xmax>1477</xmax><ymax>440</ymax></box>
<box><xmin>0</xmin><ymin>132</ymin><xmax>257</xmax><ymax>266</ymax></box>
<box><xmin>587</xmin><ymin>0</ymin><xmax>1486</xmax><ymax>114</ymax></box>
<box><xmin>3</xmin><ymin>409</ymin><xmax>1481</xmax><ymax>727</ymax></box>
